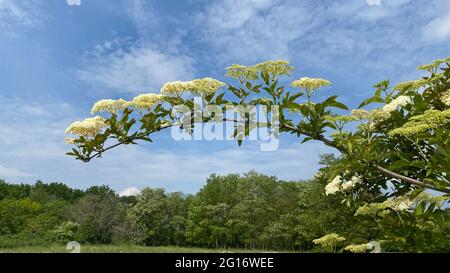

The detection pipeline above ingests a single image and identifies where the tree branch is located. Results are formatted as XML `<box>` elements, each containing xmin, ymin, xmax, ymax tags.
<box><xmin>83</xmin><ymin>119</ymin><xmax>450</xmax><ymax>194</ymax></box>
<box><xmin>281</xmin><ymin>124</ymin><xmax>450</xmax><ymax>194</ymax></box>
<box><xmin>84</xmin><ymin>118</ymin><xmax>244</xmax><ymax>162</ymax></box>
<box><xmin>374</xmin><ymin>165</ymin><xmax>450</xmax><ymax>193</ymax></box>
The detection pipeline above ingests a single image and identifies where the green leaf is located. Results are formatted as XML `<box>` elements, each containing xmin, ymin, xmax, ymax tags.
<box><xmin>414</xmin><ymin>202</ymin><xmax>426</xmax><ymax>216</ymax></box>
<box><xmin>358</xmin><ymin>96</ymin><xmax>384</xmax><ymax>108</ymax></box>
<box><xmin>322</xmin><ymin>96</ymin><xmax>348</xmax><ymax>110</ymax></box>
<box><xmin>290</xmin><ymin>92</ymin><xmax>303</xmax><ymax>102</ymax></box>
<box><xmin>252</xmin><ymin>84</ymin><xmax>262</xmax><ymax>93</ymax></box>
<box><xmin>301</xmin><ymin>137</ymin><xmax>313</xmax><ymax>143</ymax></box>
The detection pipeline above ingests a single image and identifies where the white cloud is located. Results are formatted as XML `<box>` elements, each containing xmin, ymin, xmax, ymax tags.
<box><xmin>0</xmin><ymin>96</ymin><xmax>79</xmax><ymax>179</ymax></box>
<box><xmin>423</xmin><ymin>13</ymin><xmax>450</xmax><ymax>42</ymax></box>
<box><xmin>0</xmin><ymin>0</ymin><xmax>43</xmax><ymax>33</ymax></box>
<box><xmin>283</xmin><ymin>0</ymin><xmax>450</xmax><ymax>80</ymax></box>
<box><xmin>366</xmin><ymin>0</ymin><xmax>382</xmax><ymax>6</ymax></box>
<box><xmin>126</xmin><ymin>0</ymin><xmax>159</xmax><ymax>38</ymax></box>
<box><xmin>119</xmin><ymin>187</ymin><xmax>141</xmax><ymax>197</ymax></box>
<box><xmin>190</xmin><ymin>0</ymin><xmax>419</xmax><ymax>68</ymax></box>
<box><xmin>194</xmin><ymin>0</ymin><xmax>315</xmax><ymax>63</ymax></box>
<box><xmin>327</xmin><ymin>0</ymin><xmax>411</xmax><ymax>22</ymax></box>
<box><xmin>77</xmin><ymin>38</ymin><xmax>196</xmax><ymax>93</ymax></box>
<box><xmin>66</xmin><ymin>0</ymin><xmax>81</xmax><ymax>6</ymax></box>
<box><xmin>0</xmin><ymin>164</ymin><xmax>33</xmax><ymax>178</ymax></box>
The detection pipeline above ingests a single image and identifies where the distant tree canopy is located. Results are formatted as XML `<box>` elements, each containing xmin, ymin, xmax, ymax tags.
<box><xmin>1</xmin><ymin>169</ymin><xmax>449</xmax><ymax>252</ymax></box>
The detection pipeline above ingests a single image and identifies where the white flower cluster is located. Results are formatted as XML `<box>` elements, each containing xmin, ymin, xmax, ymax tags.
<box><xmin>161</xmin><ymin>78</ymin><xmax>225</xmax><ymax>96</ymax></box>
<box><xmin>325</xmin><ymin>176</ymin><xmax>342</xmax><ymax>195</ymax></box>
<box><xmin>291</xmin><ymin>77</ymin><xmax>331</xmax><ymax>91</ymax></box>
<box><xmin>440</xmin><ymin>90</ymin><xmax>450</xmax><ymax>106</ymax></box>
<box><xmin>312</xmin><ymin>233</ymin><xmax>346</xmax><ymax>248</ymax></box>
<box><xmin>355</xmin><ymin>194</ymin><xmax>423</xmax><ymax>217</ymax></box>
<box><xmin>225</xmin><ymin>60</ymin><xmax>294</xmax><ymax>82</ymax></box>
<box><xmin>225</xmin><ymin>64</ymin><xmax>258</xmax><ymax>82</ymax></box>
<box><xmin>128</xmin><ymin>93</ymin><xmax>164</xmax><ymax>109</ymax></box>
<box><xmin>382</xmin><ymin>96</ymin><xmax>412</xmax><ymax>112</ymax></box>
<box><xmin>389</xmin><ymin>109</ymin><xmax>450</xmax><ymax>136</ymax></box>
<box><xmin>91</xmin><ymin>99</ymin><xmax>127</xmax><ymax>114</ymax></box>
<box><xmin>344</xmin><ymin>243</ymin><xmax>371</xmax><ymax>253</ymax></box>
<box><xmin>65</xmin><ymin>116</ymin><xmax>107</xmax><ymax>138</ymax></box>
<box><xmin>254</xmin><ymin>60</ymin><xmax>294</xmax><ymax>77</ymax></box>
<box><xmin>90</xmin><ymin>94</ymin><xmax>166</xmax><ymax>115</ymax></box>
<box><xmin>356</xmin><ymin>191</ymin><xmax>450</xmax><ymax>218</ymax></box>
<box><xmin>351</xmin><ymin>109</ymin><xmax>391</xmax><ymax>122</ymax></box>
<box><xmin>325</xmin><ymin>175</ymin><xmax>362</xmax><ymax>195</ymax></box>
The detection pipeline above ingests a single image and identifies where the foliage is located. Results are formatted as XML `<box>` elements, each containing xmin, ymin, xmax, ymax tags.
<box><xmin>0</xmin><ymin>198</ymin><xmax>42</xmax><ymax>235</ymax></box>
<box><xmin>52</xmin><ymin>221</ymin><xmax>79</xmax><ymax>242</ymax></box>
<box><xmin>70</xmin><ymin>193</ymin><xmax>128</xmax><ymax>244</ymax></box>
<box><xmin>187</xmin><ymin>172</ymin><xmax>316</xmax><ymax>250</ymax></box>
<box><xmin>129</xmin><ymin>188</ymin><xmax>191</xmax><ymax>246</ymax></box>
<box><xmin>0</xmin><ymin>179</ymin><xmax>32</xmax><ymax>200</ymax></box>
<box><xmin>0</xmin><ymin>174</ymin><xmax>448</xmax><ymax>252</ymax></box>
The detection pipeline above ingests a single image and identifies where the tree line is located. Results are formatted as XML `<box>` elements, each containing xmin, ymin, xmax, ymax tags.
<box><xmin>0</xmin><ymin>158</ymin><xmax>449</xmax><ymax>252</ymax></box>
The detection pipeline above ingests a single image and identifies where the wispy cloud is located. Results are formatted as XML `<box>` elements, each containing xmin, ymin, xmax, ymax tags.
<box><xmin>0</xmin><ymin>0</ymin><xmax>44</xmax><ymax>35</ymax></box>
<box><xmin>328</xmin><ymin>0</ymin><xmax>411</xmax><ymax>21</ymax></box>
<box><xmin>422</xmin><ymin>0</ymin><xmax>450</xmax><ymax>42</ymax></box>
<box><xmin>423</xmin><ymin>14</ymin><xmax>450</xmax><ymax>42</ymax></box>
<box><xmin>0</xmin><ymin>96</ymin><xmax>79</xmax><ymax>180</ymax></box>
<box><xmin>0</xmin><ymin>164</ymin><xmax>33</xmax><ymax>178</ymax></box>
<box><xmin>186</xmin><ymin>0</ymin><xmax>449</xmax><ymax>80</ymax></box>
<box><xmin>193</xmin><ymin>0</ymin><xmax>315</xmax><ymax>63</ymax></box>
<box><xmin>77</xmin><ymin>38</ymin><xmax>196</xmax><ymax>94</ymax></box>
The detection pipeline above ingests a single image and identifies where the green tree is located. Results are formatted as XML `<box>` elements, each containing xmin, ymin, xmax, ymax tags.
<box><xmin>0</xmin><ymin>180</ymin><xmax>31</xmax><ymax>201</ymax></box>
<box><xmin>70</xmin><ymin>193</ymin><xmax>127</xmax><ymax>243</ymax></box>
<box><xmin>0</xmin><ymin>199</ymin><xmax>41</xmax><ymax>235</ymax></box>
<box><xmin>186</xmin><ymin>172</ymin><xmax>304</xmax><ymax>249</ymax></box>
<box><xmin>129</xmin><ymin>188</ymin><xmax>190</xmax><ymax>246</ymax></box>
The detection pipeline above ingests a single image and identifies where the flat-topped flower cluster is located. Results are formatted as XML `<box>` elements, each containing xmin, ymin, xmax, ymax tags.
<box><xmin>325</xmin><ymin>174</ymin><xmax>362</xmax><ymax>195</ymax></box>
<box><xmin>225</xmin><ymin>60</ymin><xmax>294</xmax><ymax>82</ymax></box>
<box><xmin>389</xmin><ymin>109</ymin><xmax>450</xmax><ymax>136</ymax></box>
<box><xmin>65</xmin><ymin>116</ymin><xmax>107</xmax><ymax>141</ymax></box>
<box><xmin>355</xmin><ymin>192</ymin><xmax>445</xmax><ymax>217</ymax></box>
<box><xmin>312</xmin><ymin>233</ymin><xmax>346</xmax><ymax>248</ymax></box>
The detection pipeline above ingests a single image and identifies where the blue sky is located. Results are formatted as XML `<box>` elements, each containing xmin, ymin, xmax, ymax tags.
<box><xmin>1</xmin><ymin>0</ymin><xmax>450</xmax><ymax>195</ymax></box>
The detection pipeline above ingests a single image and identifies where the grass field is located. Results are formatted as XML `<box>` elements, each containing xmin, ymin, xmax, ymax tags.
<box><xmin>0</xmin><ymin>245</ymin><xmax>285</xmax><ymax>253</ymax></box>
